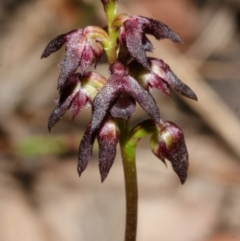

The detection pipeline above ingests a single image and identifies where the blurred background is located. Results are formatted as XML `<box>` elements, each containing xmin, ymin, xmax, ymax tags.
<box><xmin>1</xmin><ymin>0</ymin><xmax>240</xmax><ymax>240</ymax></box>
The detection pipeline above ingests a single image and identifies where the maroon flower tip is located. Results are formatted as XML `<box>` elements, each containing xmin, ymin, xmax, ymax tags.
<box><xmin>41</xmin><ymin>34</ymin><xmax>66</xmax><ymax>59</ymax></box>
<box><xmin>41</xmin><ymin>30</ymin><xmax>77</xmax><ymax>59</ymax></box>
<box><xmin>97</xmin><ymin>119</ymin><xmax>119</xmax><ymax>182</ymax></box>
<box><xmin>139</xmin><ymin>16</ymin><xmax>183</xmax><ymax>43</ymax></box>
<box><xmin>77</xmin><ymin>126</ymin><xmax>95</xmax><ymax>177</ymax></box>
<box><xmin>151</xmin><ymin>121</ymin><xmax>189</xmax><ymax>184</ymax></box>
<box><xmin>48</xmin><ymin>97</ymin><xmax>72</xmax><ymax>133</ymax></box>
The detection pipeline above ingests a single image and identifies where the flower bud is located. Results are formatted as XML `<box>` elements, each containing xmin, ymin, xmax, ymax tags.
<box><xmin>150</xmin><ymin>121</ymin><xmax>189</xmax><ymax>184</ymax></box>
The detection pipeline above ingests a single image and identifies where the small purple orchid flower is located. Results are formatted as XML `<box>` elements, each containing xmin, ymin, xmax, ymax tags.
<box><xmin>90</xmin><ymin>61</ymin><xmax>160</xmax><ymax>133</ymax></box>
<box><xmin>129</xmin><ymin>58</ymin><xmax>198</xmax><ymax>100</ymax></box>
<box><xmin>150</xmin><ymin>121</ymin><xmax>189</xmax><ymax>184</ymax></box>
<box><xmin>78</xmin><ymin>117</ymin><xmax>119</xmax><ymax>182</ymax></box>
<box><xmin>41</xmin><ymin>27</ymin><xmax>109</xmax><ymax>89</ymax></box>
<box><xmin>48</xmin><ymin>71</ymin><xmax>106</xmax><ymax>132</ymax></box>
<box><xmin>113</xmin><ymin>14</ymin><xmax>182</xmax><ymax>69</ymax></box>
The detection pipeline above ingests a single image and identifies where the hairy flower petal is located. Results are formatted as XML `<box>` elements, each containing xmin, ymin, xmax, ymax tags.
<box><xmin>151</xmin><ymin>121</ymin><xmax>188</xmax><ymax>184</ymax></box>
<box><xmin>97</xmin><ymin>118</ymin><xmax>119</xmax><ymax>182</ymax></box>
<box><xmin>70</xmin><ymin>92</ymin><xmax>88</xmax><ymax>119</ymax></box>
<box><xmin>139</xmin><ymin>16</ymin><xmax>183</xmax><ymax>43</ymax></box>
<box><xmin>121</xmin><ymin>19</ymin><xmax>150</xmax><ymax>69</ymax></box>
<box><xmin>48</xmin><ymin>74</ymin><xmax>80</xmax><ymax>131</ymax></box>
<box><xmin>118</xmin><ymin>15</ymin><xmax>183</xmax><ymax>69</ymax></box>
<box><xmin>90</xmin><ymin>75</ymin><xmax>122</xmax><ymax>133</ymax></box>
<box><xmin>132</xmin><ymin>66</ymin><xmax>171</xmax><ymax>96</ymax></box>
<box><xmin>148</xmin><ymin>74</ymin><xmax>171</xmax><ymax>96</ymax></box>
<box><xmin>41</xmin><ymin>30</ymin><xmax>77</xmax><ymax>58</ymax></box>
<box><xmin>124</xmin><ymin>76</ymin><xmax>160</xmax><ymax>124</ymax></box>
<box><xmin>150</xmin><ymin>58</ymin><xmax>197</xmax><ymax>100</ymax></box>
<box><xmin>91</xmin><ymin>61</ymin><xmax>160</xmax><ymax>132</ymax></box>
<box><xmin>77</xmin><ymin>125</ymin><xmax>95</xmax><ymax>176</ymax></box>
<box><xmin>89</xmin><ymin>41</ymin><xmax>103</xmax><ymax>68</ymax></box>
<box><xmin>48</xmin><ymin>97</ymin><xmax>72</xmax><ymax>132</ymax></box>
<box><xmin>58</xmin><ymin>30</ymin><xmax>86</xmax><ymax>89</ymax></box>
<box><xmin>48</xmin><ymin>71</ymin><xmax>107</xmax><ymax>132</ymax></box>
<box><xmin>110</xmin><ymin>93</ymin><xmax>136</xmax><ymax>119</ymax></box>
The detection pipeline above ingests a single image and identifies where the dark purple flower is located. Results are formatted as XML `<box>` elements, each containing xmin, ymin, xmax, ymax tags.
<box><xmin>150</xmin><ymin>121</ymin><xmax>189</xmax><ymax>184</ymax></box>
<box><xmin>90</xmin><ymin>61</ymin><xmax>160</xmax><ymax>133</ymax></box>
<box><xmin>41</xmin><ymin>27</ymin><xmax>108</xmax><ymax>89</ymax></box>
<box><xmin>114</xmin><ymin>15</ymin><xmax>182</xmax><ymax>69</ymax></box>
<box><xmin>149</xmin><ymin>58</ymin><xmax>197</xmax><ymax>100</ymax></box>
<box><xmin>48</xmin><ymin>72</ymin><xmax>106</xmax><ymax>132</ymax></box>
<box><xmin>129</xmin><ymin>58</ymin><xmax>197</xmax><ymax>100</ymax></box>
<box><xmin>77</xmin><ymin>117</ymin><xmax>119</xmax><ymax>182</ymax></box>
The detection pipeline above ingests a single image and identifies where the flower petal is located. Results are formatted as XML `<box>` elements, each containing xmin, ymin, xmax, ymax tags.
<box><xmin>121</xmin><ymin>19</ymin><xmax>150</xmax><ymax>69</ymax></box>
<box><xmin>80</xmin><ymin>41</ymin><xmax>95</xmax><ymax>73</ymax></box>
<box><xmin>110</xmin><ymin>93</ymin><xmax>136</xmax><ymax>119</ymax></box>
<box><xmin>41</xmin><ymin>30</ymin><xmax>77</xmax><ymax>58</ymax></box>
<box><xmin>90</xmin><ymin>75</ymin><xmax>122</xmax><ymax>133</ymax></box>
<box><xmin>58</xmin><ymin>30</ymin><xmax>86</xmax><ymax>89</ymax></box>
<box><xmin>123</xmin><ymin>76</ymin><xmax>160</xmax><ymax>124</ymax></box>
<box><xmin>150</xmin><ymin>58</ymin><xmax>197</xmax><ymax>100</ymax></box>
<box><xmin>148</xmin><ymin>74</ymin><xmax>171</xmax><ymax>96</ymax></box>
<box><xmin>48</xmin><ymin>74</ymin><xmax>80</xmax><ymax>131</ymax></box>
<box><xmin>139</xmin><ymin>16</ymin><xmax>183</xmax><ymax>43</ymax></box>
<box><xmin>48</xmin><ymin>97</ymin><xmax>72</xmax><ymax>132</ymax></box>
<box><xmin>97</xmin><ymin>118</ymin><xmax>119</xmax><ymax>182</ymax></box>
<box><xmin>129</xmin><ymin>61</ymin><xmax>171</xmax><ymax>96</ymax></box>
<box><xmin>70</xmin><ymin>92</ymin><xmax>88</xmax><ymax>119</ymax></box>
<box><xmin>89</xmin><ymin>40</ymin><xmax>103</xmax><ymax>67</ymax></box>
<box><xmin>77</xmin><ymin>125</ymin><xmax>95</xmax><ymax>177</ymax></box>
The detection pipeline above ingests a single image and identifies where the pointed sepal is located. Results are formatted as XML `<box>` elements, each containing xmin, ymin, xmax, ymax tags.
<box><xmin>77</xmin><ymin>125</ymin><xmax>95</xmax><ymax>177</ymax></box>
<box><xmin>41</xmin><ymin>30</ymin><xmax>77</xmax><ymax>59</ymax></box>
<box><xmin>150</xmin><ymin>58</ymin><xmax>197</xmax><ymax>100</ymax></box>
<box><xmin>139</xmin><ymin>16</ymin><xmax>183</xmax><ymax>43</ymax></box>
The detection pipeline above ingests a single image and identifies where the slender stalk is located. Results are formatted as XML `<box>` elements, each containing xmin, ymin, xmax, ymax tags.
<box><xmin>118</xmin><ymin>119</ymin><xmax>138</xmax><ymax>241</ymax></box>
<box><xmin>102</xmin><ymin>0</ymin><xmax>119</xmax><ymax>64</ymax></box>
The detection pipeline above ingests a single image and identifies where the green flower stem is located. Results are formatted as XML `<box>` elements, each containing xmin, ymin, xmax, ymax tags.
<box><xmin>118</xmin><ymin>119</ymin><xmax>138</xmax><ymax>241</ymax></box>
<box><xmin>117</xmin><ymin>119</ymin><xmax>158</xmax><ymax>241</ymax></box>
<box><xmin>121</xmin><ymin>141</ymin><xmax>138</xmax><ymax>241</ymax></box>
<box><xmin>102</xmin><ymin>0</ymin><xmax>119</xmax><ymax>64</ymax></box>
<box><xmin>127</xmin><ymin>119</ymin><xmax>158</xmax><ymax>145</ymax></box>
